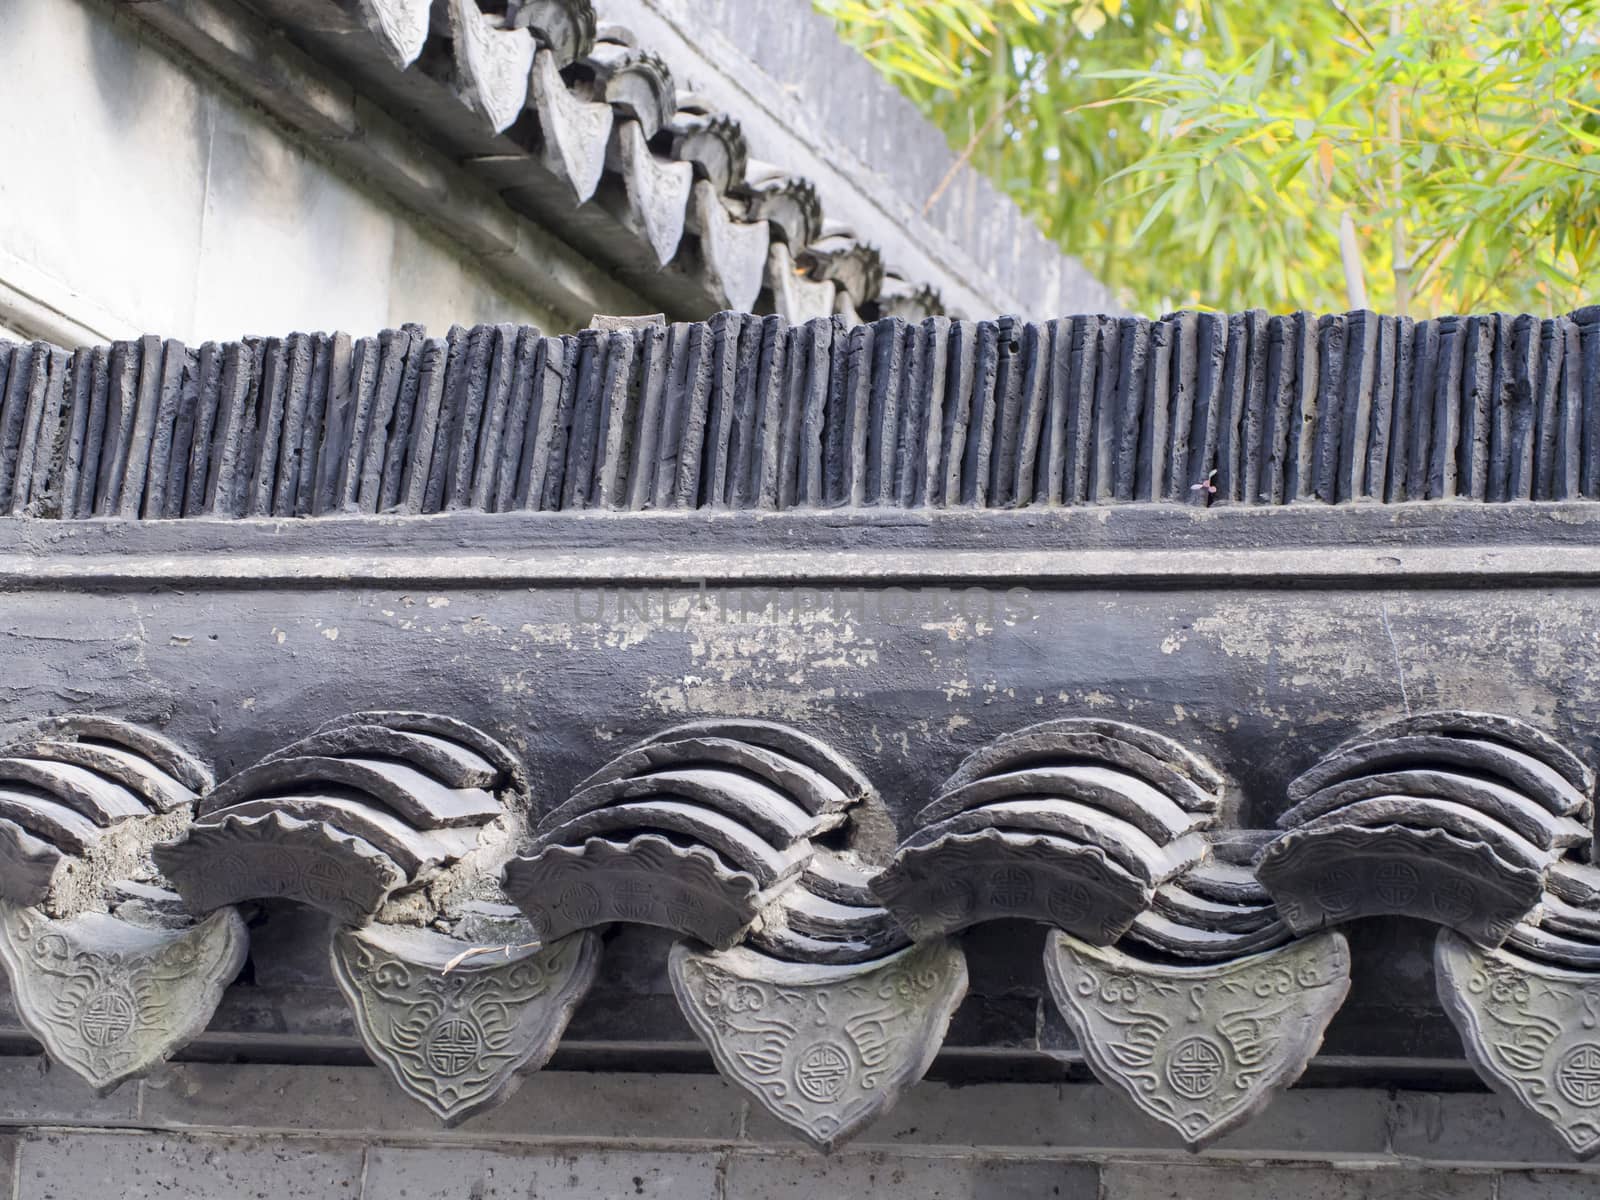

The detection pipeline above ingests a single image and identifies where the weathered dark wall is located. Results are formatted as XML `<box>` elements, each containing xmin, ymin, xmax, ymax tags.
<box><xmin>5</xmin><ymin>497</ymin><xmax>1600</xmax><ymax>1191</ymax></box>
<box><xmin>7</xmin><ymin>507</ymin><xmax>1598</xmax><ymax>811</ymax></box>
<box><xmin>3</xmin><ymin>503</ymin><xmax>1597</xmax><ymax>1068</ymax></box>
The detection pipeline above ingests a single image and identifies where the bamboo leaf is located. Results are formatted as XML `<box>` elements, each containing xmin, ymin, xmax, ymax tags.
<box><xmin>818</xmin><ymin>0</ymin><xmax>1600</xmax><ymax>315</ymax></box>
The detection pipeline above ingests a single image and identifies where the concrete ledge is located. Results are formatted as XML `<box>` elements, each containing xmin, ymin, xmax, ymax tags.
<box><xmin>5</xmin><ymin>503</ymin><xmax>1600</xmax><ymax>588</ymax></box>
<box><xmin>0</xmin><ymin>1061</ymin><xmax>1586</xmax><ymax>1166</ymax></box>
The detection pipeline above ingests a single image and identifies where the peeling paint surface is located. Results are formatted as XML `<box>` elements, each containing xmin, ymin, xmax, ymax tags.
<box><xmin>3</xmin><ymin>580</ymin><xmax>1595</xmax><ymax>837</ymax></box>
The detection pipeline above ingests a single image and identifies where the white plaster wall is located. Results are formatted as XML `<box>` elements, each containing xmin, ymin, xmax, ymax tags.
<box><xmin>0</xmin><ymin>0</ymin><xmax>564</xmax><ymax>347</ymax></box>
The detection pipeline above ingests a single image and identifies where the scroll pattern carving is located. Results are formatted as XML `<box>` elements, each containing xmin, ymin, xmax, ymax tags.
<box><xmin>1437</xmin><ymin>931</ymin><xmax>1600</xmax><ymax>1158</ymax></box>
<box><xmin>4</xmin><ymin>704</ymin><xmax>1598</xmax><ymax>1157</ymax></box>
<box><xmin>447</xmin><ymin>0</ymin><xmax>535</xmax><ymax>134</ymax></box>
<box><xmin>670</xmin><ymin>938</ymin><xmax>967</xmax><ymax>1150</ymax></box>
<box><xmin>530</xmin><ymin>47</ymin><xmax>612</xmax><ymax>203</ymax></box>
<box><xmin>352</xmin><ymin>0</ymin><xmax>431</xmax><ymax>69</ymax></box>
<box><xmin>1044</xmin><ymin>929</ymin><xmax>1350</xmax><ymax>1147</ymax></box>
<box><xmin>331</xmin><ymin>924</ymin><xmax>600</xmax><ymax>1126</ymax></box>
<box><xmin>613</xmin><ymin>120</ymin><xmax>693</xmax><ymax>269</ymax></box>
<box><xmin>692</xmin><ymin>180</ymin><xmax>769</xmax><ymax>314</ymax></box>
<box><xmin>0</xmin><ymin>902</ymin><xmax>246</xmax><ymax>1095</ymax></box>
<box><xmin>0</xmin><ymin>717</ymin><xmax>243</xmax><ymax>1094</ymax></box>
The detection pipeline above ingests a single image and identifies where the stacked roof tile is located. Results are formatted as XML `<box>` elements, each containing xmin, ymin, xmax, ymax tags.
<box><xmin>2</xmin><ymin>305</ymin><xmax>1598</xmax><ymax>519</ymax></box>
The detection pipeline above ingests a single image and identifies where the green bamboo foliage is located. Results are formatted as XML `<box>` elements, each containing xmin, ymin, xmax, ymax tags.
<box><xmin>816</xmin><ymin>0</ymin><xmax>1600</xmax><ymax>317</ymax></box>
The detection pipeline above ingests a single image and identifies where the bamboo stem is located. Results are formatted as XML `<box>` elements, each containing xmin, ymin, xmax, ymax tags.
<box><xmin>1389</xmin><ymin>0</ymin><xmax>1412</xmax><ymax>316</ymax></box>
<box><xmin>1340</xmin><ymin>211</ymin><xmax>1370</xmax><ymax>308</ymax></box>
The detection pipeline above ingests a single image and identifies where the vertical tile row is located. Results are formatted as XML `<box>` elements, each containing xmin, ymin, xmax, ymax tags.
<box><xmin>2</xmin><ymin>305</ymin><xmax>1596</xmax><ymax>518</ymax></box>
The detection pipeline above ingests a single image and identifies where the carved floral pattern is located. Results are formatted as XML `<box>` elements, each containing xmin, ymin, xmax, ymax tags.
<box><xmin>1436</xmin><ymin>930</ymin><xmax>1600</xmax><ymax>1158</ymax></box>
<box><xmin>615</xmin><ymin>120</ymin><xmax>693</xmax><ymax>268</ymax></box>
<box><xmin>0</xmin><ymin>902</ymin><xmax>247</xmax><ymax>1094</ymax></box>
<box><xmin>353</xmin><ymin>0</ymin><xmax>432</xmax><ymax>69</ymax></box>
<box><xmin>448</xmin><ymin>0</ymin><xmax>536</xmax><ymax>133</ymax></box>
<box><xmin>693</xmin><ymin>180</ymin><xmax>768</xmax><ymax>313</ymax></box>
<box><xmin>530</xmin><ymin>47</ymin><xmax>612</xmax><ymax>202</ymax></box>
<box><xmin>331</xmin><ymin>924</ymin><xmax>600</xmax><ymax>1126</ymax></box>
<box><xmin>669</xmin><ymin>938</ymin><xmax>967</xmax><ymax>1150</ymax></box>
<box><xmin>1043</xmin><ymin>930</ymin><xmax>1351</xmax><ymax>1146</ymax></box>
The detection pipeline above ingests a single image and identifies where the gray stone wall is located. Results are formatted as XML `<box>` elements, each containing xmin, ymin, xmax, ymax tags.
<box><xmin>0</xmin><ymin>1061</ymin><xmax>1592</xmax><ymax>1198</ymax></box>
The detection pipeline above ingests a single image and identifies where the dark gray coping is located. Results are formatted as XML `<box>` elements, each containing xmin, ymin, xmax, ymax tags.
<box><xmin>3</xmin><ymin>504</ymin><xmax>1600</xmax><ymax>590</ymax></box>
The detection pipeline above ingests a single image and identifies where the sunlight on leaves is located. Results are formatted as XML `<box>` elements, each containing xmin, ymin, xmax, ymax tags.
<box><xmin>815</xmin><ymin>0</ymin><xmax>1600</xmax><ymax>316</ymax></box>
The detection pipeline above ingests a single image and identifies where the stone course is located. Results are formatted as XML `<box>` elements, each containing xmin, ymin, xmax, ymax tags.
<box><xmin>0</xmin><ymin>1065</ymin><xmax>1595</xmax><ymax>1197</ymax></box>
